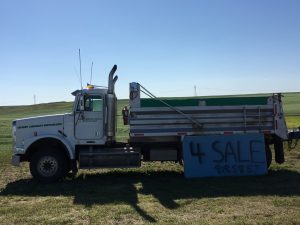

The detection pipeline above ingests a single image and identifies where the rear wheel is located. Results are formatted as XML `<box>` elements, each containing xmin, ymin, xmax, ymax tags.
<box><xmin>30</xmin><ymin>148</ymin><xmax>68</xmax><ymax>182</ymax></box>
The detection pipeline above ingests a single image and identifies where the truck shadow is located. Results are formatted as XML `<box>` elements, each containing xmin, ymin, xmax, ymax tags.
<box><xmin>1</xmin><ymin>169</ymin><xmax>300</xmax><ymax>222</ymax></box>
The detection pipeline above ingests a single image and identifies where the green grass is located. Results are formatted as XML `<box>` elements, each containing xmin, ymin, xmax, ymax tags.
<box><xmin>0</xmin><ymin>93</ymin><xmax>300</xmax><ymax>224</ymax></box>
<box><xmin>281</xmin><ymin>92</ymin><xmax>300</xmax><ymax>115</ymax></box>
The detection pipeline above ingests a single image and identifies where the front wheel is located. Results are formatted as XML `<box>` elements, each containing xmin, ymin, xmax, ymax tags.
<box><xmin>30</xmin><ymin>148</ymin><xmax>68</xmax><ymax>182</ymax></box>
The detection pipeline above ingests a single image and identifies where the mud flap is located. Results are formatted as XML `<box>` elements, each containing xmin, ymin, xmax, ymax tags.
<box><xmin>274</xmin><ymin>136</ymin><xmax>285</xmax><ymax>164</ymax></box>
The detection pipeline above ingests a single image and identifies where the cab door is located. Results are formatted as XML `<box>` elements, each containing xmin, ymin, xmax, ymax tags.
<box><xmin>75</xmin><ymin>95</ymin><xmax>104</xmax><ymax>140</ymax></box>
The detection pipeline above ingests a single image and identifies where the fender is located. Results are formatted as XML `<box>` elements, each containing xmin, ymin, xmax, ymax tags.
<box><xmin>24</xmin><ymin>134</ymin><xmax>75</xmax><ymax>159</ymax></box>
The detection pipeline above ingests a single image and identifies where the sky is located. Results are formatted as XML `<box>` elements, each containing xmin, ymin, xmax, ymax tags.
<box><xmin>0</xmin><ymin>0</ymin><xmax>300</xmax><ymax>106</ymax></box>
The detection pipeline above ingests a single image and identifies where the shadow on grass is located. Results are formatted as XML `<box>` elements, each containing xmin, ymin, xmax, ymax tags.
<box><xmin>1</xmin><ymin>169</ymin><xmax>300</xmax><ymax>222</ymax></box>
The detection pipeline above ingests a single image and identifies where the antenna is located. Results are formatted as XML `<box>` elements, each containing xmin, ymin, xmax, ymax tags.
<box><xmin>78</xmin><ymin>49</ymin><xmax>83</xmax><ymax>90</ymax></box>
<box><xmin>194</xmin><ymin>85</ymin><xmax>197</xmax><ymax>96</ymax></box>
<box><xmin>90</xmin><ymin>61</ymin><xmax>94</xmax><ymax>84</ymax></box>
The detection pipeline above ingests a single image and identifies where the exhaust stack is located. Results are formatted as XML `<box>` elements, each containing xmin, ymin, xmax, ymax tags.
<box><xmin>106</xmin><ymin>65</ymin><xmax>118</xmax><ymax>143</ymax></box>
<box><xmin>108</xmin><ymin>65</ymin><xmax>117</xmax><ymax>94</ymax></box>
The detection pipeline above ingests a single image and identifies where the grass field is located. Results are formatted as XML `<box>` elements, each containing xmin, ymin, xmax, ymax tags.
<box><xmin>0</xmin><ymin>93</ymin><xmax>300</xmax><ymax>224</ymax></box>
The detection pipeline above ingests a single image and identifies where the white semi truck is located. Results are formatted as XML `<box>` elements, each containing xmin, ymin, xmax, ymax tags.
<box><xmin>11</xmin><ymin>65</ymin><xmax>297</xmax><ymax>182</ymax></box>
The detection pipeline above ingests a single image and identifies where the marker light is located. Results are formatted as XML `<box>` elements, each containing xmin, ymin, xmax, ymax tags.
<box><xmin>86</xmin><ymin>84</ymin><xmax>94</xmax><ymax>89</ymax></box>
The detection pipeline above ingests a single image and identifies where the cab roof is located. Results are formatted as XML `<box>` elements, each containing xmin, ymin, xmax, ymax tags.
<box><xmin>71</xmin><ymin>88</ymin><xmax>108</xmax><ymax>96</ymax></box>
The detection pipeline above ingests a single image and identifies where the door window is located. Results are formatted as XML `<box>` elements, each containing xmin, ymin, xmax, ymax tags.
<box><xmin>78</xmin><ymin>95</ymin><xmax>103</xmax><ymax>112</ymax></box>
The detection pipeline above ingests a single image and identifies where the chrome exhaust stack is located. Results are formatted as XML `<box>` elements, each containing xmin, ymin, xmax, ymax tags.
<box><xmin>108</xmin><ymin>65</ymin><xmax>117</xmax><ymax>94</ymax></box>
<box><xmin>106</xmin><ymin>65</ymin><xmax>118</xmax><ymax>143</ymax></box>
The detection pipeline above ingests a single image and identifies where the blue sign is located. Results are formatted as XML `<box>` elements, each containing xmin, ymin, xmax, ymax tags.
<box><xmin>182</xmin><ymin>134</ymin><xmax>267</xmax><ymax>178</ymax></box>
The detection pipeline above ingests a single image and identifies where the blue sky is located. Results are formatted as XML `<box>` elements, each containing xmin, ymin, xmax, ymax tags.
<box><xmin>0</xmin><ymin>0</ymin><xmax>299</xmax><ymax>105</ymax></box>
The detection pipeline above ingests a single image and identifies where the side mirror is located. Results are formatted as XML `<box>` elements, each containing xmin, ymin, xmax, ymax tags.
<box><xmin>79</xmin><ymin>95</ymin><xmax>85</xmax><ymax>111</ymax></box>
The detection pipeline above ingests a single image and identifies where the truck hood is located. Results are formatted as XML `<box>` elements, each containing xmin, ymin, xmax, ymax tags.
<box><xmin>14</xmin><ymin>114</ymin><xmax>67</xmax><ymax>130</ymax></box>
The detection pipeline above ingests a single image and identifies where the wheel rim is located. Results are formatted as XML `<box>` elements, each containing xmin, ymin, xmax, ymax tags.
<box><xmin>37</xmin><ymin>156</ymin><xmax>58</xmax><ymax>177</ymax></box>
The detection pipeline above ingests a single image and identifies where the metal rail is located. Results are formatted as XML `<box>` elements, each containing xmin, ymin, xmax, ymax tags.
<box><xmin>137</xmin><ymin>83</ymin><xmax>203</xmax><ymax>128</ymax></box>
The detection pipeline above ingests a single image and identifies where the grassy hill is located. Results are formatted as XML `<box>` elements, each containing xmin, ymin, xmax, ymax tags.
<box><xmin>0</xmin><ymin>93</ymin><xmax>299</xmax><ymax>224</ymax></box>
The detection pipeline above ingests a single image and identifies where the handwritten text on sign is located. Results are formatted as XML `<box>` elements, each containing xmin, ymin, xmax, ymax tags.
<box><xmin>182</xmin><ymin>134</ymin><xmax>267</xmax><ymax>178</ymax></box>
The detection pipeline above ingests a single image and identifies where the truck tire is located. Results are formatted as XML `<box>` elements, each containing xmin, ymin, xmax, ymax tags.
<box><xmin>265</xmin><ymin>144</ymin><xmax>272</xmax><ymax>168</ymax></box>
<box><xmin>30</xmin><ymin>148</ymin><xmax>68</xmax><ymax>182</ymax></box>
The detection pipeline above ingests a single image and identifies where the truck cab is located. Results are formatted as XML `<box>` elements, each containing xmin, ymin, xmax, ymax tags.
<box><xmin>71</xmin><ymin>87</ymin><xmax>114</xmax><ymax>144</ymax></box>
<box><xmin>12</xmin><ymin>65</ymin><xmax>140</xmax><ymax>182</ymax></box>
